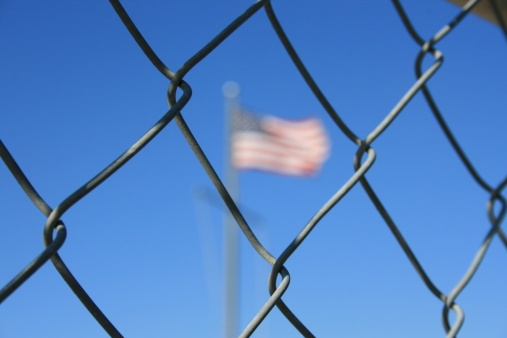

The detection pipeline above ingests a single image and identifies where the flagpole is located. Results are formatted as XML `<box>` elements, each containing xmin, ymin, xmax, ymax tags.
<box><xmin>222</xmin><ymin>81</ymin><xmax>240</xmax><ymax>338</ymax></box>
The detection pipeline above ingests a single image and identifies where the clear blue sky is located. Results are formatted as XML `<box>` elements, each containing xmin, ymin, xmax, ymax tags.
<box><xmin>1</xmin><ymin>1</ymin><xmax>506</xmax><ymax>337</ymax></box>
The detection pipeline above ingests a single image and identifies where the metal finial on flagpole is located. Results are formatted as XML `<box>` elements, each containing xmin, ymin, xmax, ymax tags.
<box><xmin>223</xmin><ymin>80</ymin><xmax>240</xmax><ymax>99</ymax></box>
<box><xmin>222</xmin><ymin>81</ymin><xmax>240</xmax><ymax>338</ymax></box>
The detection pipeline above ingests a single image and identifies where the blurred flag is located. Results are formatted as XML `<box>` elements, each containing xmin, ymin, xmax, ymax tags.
<box><xmin>232</xmin><ymin>110</ymin><xmax>330</xmax><ymax>176</ymax></box>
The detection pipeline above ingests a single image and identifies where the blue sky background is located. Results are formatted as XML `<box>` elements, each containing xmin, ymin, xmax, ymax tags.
<box><xmin>1</xmin><ymin>1</ymin><xmax>506</xmax><ymax>337</ymax></box>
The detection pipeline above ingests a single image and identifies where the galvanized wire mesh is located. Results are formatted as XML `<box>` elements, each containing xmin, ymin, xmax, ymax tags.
<box><xmin>1</xmin><ymin>0</ymin><xmax>506</xmax><ymax>337</ymax></box>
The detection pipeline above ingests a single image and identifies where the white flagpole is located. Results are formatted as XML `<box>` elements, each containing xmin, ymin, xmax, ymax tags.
<box><xmin>222</xmin><ymin>81</ymin><xmax>240</xmax><ymax>338</ymax></box>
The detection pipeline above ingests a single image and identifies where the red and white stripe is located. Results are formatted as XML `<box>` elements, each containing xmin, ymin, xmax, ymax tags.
<box><xmin>232</xmin><ymin>115</ymin><xmax>330</xmax><ymax>176</ymax></box>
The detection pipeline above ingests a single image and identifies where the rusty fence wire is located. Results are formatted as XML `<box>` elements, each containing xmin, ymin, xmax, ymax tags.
<box><xmin>1</xmin><ymin>0</ymin><xmax>506</xmax><ymax>337</ymax></box>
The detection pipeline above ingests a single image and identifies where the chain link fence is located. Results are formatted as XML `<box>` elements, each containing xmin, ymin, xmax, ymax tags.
<box><xmin>1</xmin><ymin>0</ymin><xmax>506</xmax><ymax>337</ymax></box>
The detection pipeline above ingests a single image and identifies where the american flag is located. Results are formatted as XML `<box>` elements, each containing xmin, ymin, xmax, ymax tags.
<box><xmin>232</xmin><ymin>110</ymin><xmax>330</xmax><ymax>176</ymax></box>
